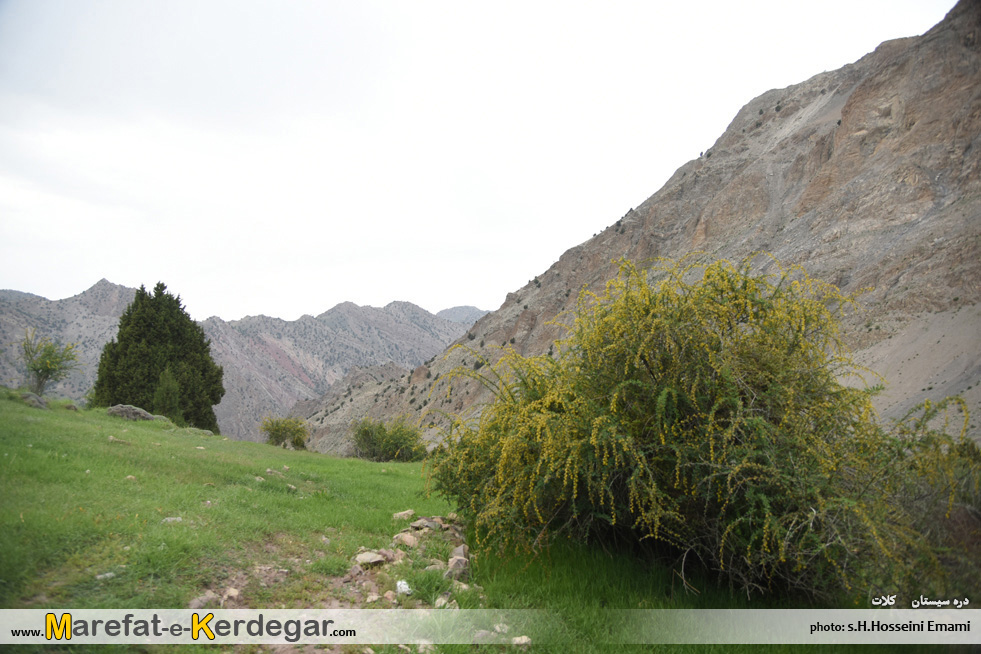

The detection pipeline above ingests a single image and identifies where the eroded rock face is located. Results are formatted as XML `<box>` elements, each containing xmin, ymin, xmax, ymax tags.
<box><xmin>301</xmin><ymin>0</ymin><xmax>981</xmax><ymax>447</ymax></box>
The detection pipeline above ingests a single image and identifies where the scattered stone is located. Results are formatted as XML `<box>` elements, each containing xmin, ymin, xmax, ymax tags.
<box><xmin>64</xmin><ymin>403</ymin><xmax>78</xmax><ymax>411</ymax></box>
<box><xmin>393</xmin><ymin>532</ymin><xmax>419</xmax><ymax>548</ymax></box>
<box><xmin>446</xmin><ymin>512</ymin><xmax>459</xmax><ymax>522</ymax></box>
<box><xmin>494</xmin><ymin>623</ymin><xmax>509</xmax><ymax>634</ymax></box>
<box><xmin>188</xmin><ymin>590</ymin><xmax>219</xmax><ymax>609</ymax></box>
<box><xmin>410</xmin><ymin>518</ymin><xmax>442</xmax><ymax>531</ymax></box>
<box><xmin>95</xmin><ymin>572</ymin><xmax>115</xmax><ymax>581</ymax></box>
<box><xmin>365</xmin><ymin>593</ymin><xmax>380</xmax><ymax>603</ymax></box>
<box><xmin>20</xmin><ymin>393</ymin><xmax>47</xmax><ymax>409</ymax></box>
<box><xmin>377</xmin><ymin>548</ymin><xmax>405</xmax><ymax>563</ymax></box>
<box><xmin>221</xmin><ymin>588</ymin><xmax>239</xmax><ymax>606</ymax></box>
<box><xmin>417</xmin><ymin>641</ymin><xmax>436</xmax><ymax>653</ymax></box>
<box><xmin>321</xmin><ymin>536</ymin><xmax>331</xmax><ymax>546</ymax></box>
<box><xmin>344</xmin><ymin>564</ymin><xmax>365</xmax><ymax>581</ymax></box>
<box><xmin>355</xmin><ymin>552</ymin><xmax>386</xmax><ymax>567</ymax></box>
<box><xmin>125</xmin><ymin>475</ymin><xmax>137</xmax><ymax>481</ymax></box>
<box><xmin>445</xmin><ymin>526</ymin><xmax>465</xmax><ymax>543</ymax></box>
<box><xmin>161</xmin><ymin>516</ymin><xmax>182</xmax><ymax>524</ymax></box>
<box><xmin>108</xmin><ymin>435</ymin><xmax>131</xmax><ymax>445</ymax></box>
<box><xmin>202</xmin><ymin>500</ymin><xmax>212</xmax><ymax>507</ymax></box>
<box><xmin>85</xmin><ymin>469</ymin><xmax>91</xmax><ymax>474</ymax></box>
<box><xmin>196</xmin><ymin>446</ymin><xmax>205</xmax><ymax>450</ymax></box>
<box><xmin>424</xmin><ymin>559</ymin><xmax>446</xmax><ymax>571</ymax></box>
<box><xmin>287</xmin><ymin>484</ymin><xmax>297</xmax><ymax>491</ymax></box>
<box><xmin>396</xmin><ymin>580</ymin><xmax>412</xmax><ymax>595</ymax></box>
<box><xmin>396</xmin><ymin>645</ymin><xmax>411</xmax><ymax>653</ymax></box>
<box><xmin>383</xmin><ymin>590</ymin><xmax>397</xmax><ymax>603</ymax></box>
<box><xmin>255</xmin><ymin>476</ymin><xmax>265</xmax><ymax>482</ymax></box>
<box><xmin>512</xmin><ymin>635</ymin><xmax>532</xmax><ymax>646</ymax></box>
<box><xmin>473</xmin><ymin>630</ymin><xmax>498</xmax><ymax>644</ymax></box>
<box><xmin>392</xmin><ymin>509</ymin><xmax>415</xmax><ymax>521</ymax></box>
<box><xmin>108</xmin><ymin>404</ymin><xmax>154</xmax><ymax>421</ymax></box>
<box><xmin>451</xmin><ymin>544</ymin><xmax>469</xmax><ymax>560</ymax></box>
<box><xmin>283</xmin><ymin>465</ymin><xmax>290</xmax><ymax>471</ymax></box>
<box><xmin>444</xmin><ymin>556</ymin><xmax>469</xmax><ymax>580</ymax></box>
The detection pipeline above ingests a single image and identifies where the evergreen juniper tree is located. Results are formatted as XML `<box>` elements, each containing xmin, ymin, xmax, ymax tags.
<box><xmin>152</xmin><ymin>365</ymin><xmax>184</xmax><ymax>426</ymax></box>
<box><xmin>93</xmin><ymin>282</ymin><xmax>224</xmax><ymax>432</ymax></box>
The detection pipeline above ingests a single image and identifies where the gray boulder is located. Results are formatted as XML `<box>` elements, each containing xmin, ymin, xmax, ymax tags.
<box><xmin>107</xmin><ymin>404</ymin><xmax>154</xmax><ymax>421</ymax></box>
<box><xmin>20</xmin><ymin>393</ymin><xmax>47</xmax><ymax>409</ymax></box>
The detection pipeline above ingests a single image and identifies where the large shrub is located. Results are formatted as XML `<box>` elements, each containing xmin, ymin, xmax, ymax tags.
<box><xmin>427</xmin><ymin>256</ymin><xmax>979</xmax><ymax>600</ymax></box>
<box><xmin>352</xmin><ymin>417</ymin><xmax>426</xmax><ymax>462</ymax></box>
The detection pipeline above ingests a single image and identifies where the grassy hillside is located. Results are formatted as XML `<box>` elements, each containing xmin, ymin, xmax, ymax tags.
<box><xmin>0</xmin><ymin>390</ymin><xmax>963</xmax><ymax>653</ymax></box>
<box><xmin>0</xmin><ymin>390</ymin><xmax>453</xmax><ymax>610</ymax></box>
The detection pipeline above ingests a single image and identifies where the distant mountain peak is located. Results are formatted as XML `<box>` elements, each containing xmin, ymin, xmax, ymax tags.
<box><xmin>437</xmin><ymin>306</ymin><xmax>490</xmax><ymax>326</ymax></box>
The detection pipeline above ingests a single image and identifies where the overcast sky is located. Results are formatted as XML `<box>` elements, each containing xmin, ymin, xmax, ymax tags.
<box><xmin>0</xmin><ymin>1</ymin><xmax>957</xmax><ymax>321</ymax></box>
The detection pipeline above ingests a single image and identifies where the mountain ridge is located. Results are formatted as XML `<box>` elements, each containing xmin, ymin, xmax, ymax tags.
<box><xmin>0</xmin><ymin>279</ymin><xmax>486</xmax><ymax>441</ymax></box>
<box><xmin>294</xmin><ymin>0</ymin><xmax>981</xmax><ymax>452</ymax></box>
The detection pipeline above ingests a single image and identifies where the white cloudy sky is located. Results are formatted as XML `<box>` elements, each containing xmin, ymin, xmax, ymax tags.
<box><xmin>0</xmin><ymin>1</ymin><xmax>956</xmax><ymax>321</ymax></box>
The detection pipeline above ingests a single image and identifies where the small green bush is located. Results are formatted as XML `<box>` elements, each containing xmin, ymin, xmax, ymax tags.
<box><xmin>428</xmin><ymin>255</ymin><xmax>979</xmax><ymax>600</ymax></box>
<box><xmin>261</xmin><ymin>416</ymin><xmax>308</xmax><ymax>449</ymax></box>
<box><xmin>19</xmin><ymin>328</ymin><xmax>80</xmax><ymax>396</ymax></box>
<box><xmin>352</xmin><ymin>417</ymin><xmax>426</xmax><ymax>462</ymax></box>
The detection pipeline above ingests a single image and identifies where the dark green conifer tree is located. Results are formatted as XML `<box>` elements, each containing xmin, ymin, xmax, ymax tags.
<box><xmin>93</xmin><ymin>282</ymin><xmax>224</xmax><ymax>432</ymax></box>
<box><xmin>152</xmin><ymin>365</ymin><xmax>184</xmax><ymax>426</ymax></box>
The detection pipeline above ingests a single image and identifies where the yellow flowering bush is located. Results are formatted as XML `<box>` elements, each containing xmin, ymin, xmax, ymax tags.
<box><xmin>427</xmin><ymin>256</ymin><xmax>979</xmax><ymax>599</ymax></box>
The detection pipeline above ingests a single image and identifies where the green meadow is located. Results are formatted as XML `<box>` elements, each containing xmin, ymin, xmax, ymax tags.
<box><xmin>0</xmin><ymin>390</ymin><xmax>966</xmax><ymax>653</ymax></box>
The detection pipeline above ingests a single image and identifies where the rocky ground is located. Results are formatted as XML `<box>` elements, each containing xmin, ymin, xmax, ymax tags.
<box><xmin>185</xmin><ymin>510</ymin><xmax>533</xmax><ymax>653</ymax></box>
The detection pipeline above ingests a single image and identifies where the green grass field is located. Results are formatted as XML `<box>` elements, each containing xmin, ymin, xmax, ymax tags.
<box><xmin>0</xmin><ymin>390</ymin><xmax>967</xmax><ymax>653</ymax></box>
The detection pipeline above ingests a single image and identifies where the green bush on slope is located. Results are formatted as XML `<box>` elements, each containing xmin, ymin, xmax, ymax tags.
<box><xmin>427</xmin><ymin>255</ymin><xmax>980</xmax><ymax>600</ymax></box>
<box><xmin>352</xmin><ymin>417</ymin><xmax>426</xmax><ymax>462</ymax></box>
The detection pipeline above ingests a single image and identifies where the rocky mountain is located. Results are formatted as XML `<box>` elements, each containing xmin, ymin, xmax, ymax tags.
<box><xmin>205</xmin><ymin>301</ymin><xmax>471</xmax><ymax>440</ymax></box>
<box><xmin>0</xmin><ymin>283</ymin><xmax>477</xmax><ymax>440</ymax></box>
<box><xmin>296</xmin><ymin>0</ymin><xmax>981</xmax><ymax>453</ymax></box>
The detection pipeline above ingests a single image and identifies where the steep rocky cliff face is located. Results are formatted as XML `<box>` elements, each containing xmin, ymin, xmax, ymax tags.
<box><xmin>0</xmin><ymin>284</ymin><xmax>473</xmax><ymax>441</ymax></box>
<box><xmin>298</xmin><ymin>0</ymin><xmax>981</xmax><ymax>452</ymax></box>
